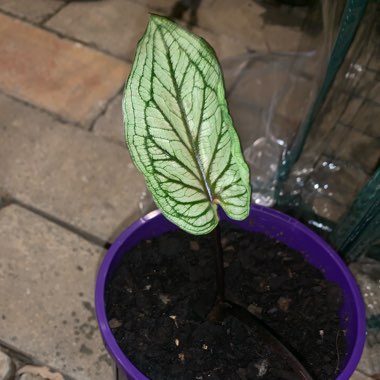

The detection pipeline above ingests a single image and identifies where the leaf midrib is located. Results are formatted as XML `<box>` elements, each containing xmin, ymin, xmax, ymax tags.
<box><xmin>156</xmin><ymin>26</ymin><xmax>213</xmax><ymax>204</ymax></box>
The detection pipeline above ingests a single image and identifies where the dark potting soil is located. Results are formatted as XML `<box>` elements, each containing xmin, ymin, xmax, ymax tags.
<box><xmin>106</xmin><ymin>223</ymin><xmax>346</xmax><ymax>380</ymax></box>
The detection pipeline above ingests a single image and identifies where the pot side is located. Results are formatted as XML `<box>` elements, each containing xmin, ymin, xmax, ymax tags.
<box><xmin>95</xmin><ymin>205</ymin><xmax>366</xmax><ymax>380</ymax></box>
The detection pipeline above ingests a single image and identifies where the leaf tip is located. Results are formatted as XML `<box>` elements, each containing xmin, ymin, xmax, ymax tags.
<box><xmin>148</xmin><ymin>13</ymin><xmax>172</xmax><ymax>28</ymax></box>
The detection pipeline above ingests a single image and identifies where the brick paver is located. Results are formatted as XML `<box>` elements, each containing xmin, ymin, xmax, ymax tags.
<box><xmin>0</xmin><ymin>0</ymin><xmax>65</xmax><ymax>23</ymax></box>
<box><xmin>196</xmin><ymin>0</ymin><xmax>307</xmax><ymax>53</ymax></box>
<box><xmin>93</xmin><ymin>93</ymin><xmax>124</xmax><ymax>145</ymax></box>
<box><xmin>352</xmin><ymin>101</ymin><xmax>380</xmax><ymax>138</ymax></box>
<box><xmin>368</xmin><ymin>53</ymin><xmax>380</xmax><ymax>72</ymax></box>
<box><xmin>0</xmin><ymin>205</ymin><xmax>112</xmax><ymax>380</ymax></box>
<box><xmin>0</xmin><ymin>13</ymin><xmax>129</xmax><ymax>126</ymax></box>
<box><xmin>354</xmin><ymin>71</ymin><xmax>377</xmax><ymax>101</ymax></box>
<box><xmin>46</xmin><ymin>0</ymin><xmax>157</xmax><ymax>60</ymax></box>
<box><xmin>45</xmin><ymin>0</ymin><xmax>261</xmax><ymax>61</ymax></box>
<box><xmin>193</xmin><ymin>26</ymin><xmax>248</xmax><ymax>60</ymax></box>
<box><xmin>310</xmin><ymin>195</ymin><xmax>346</xmax><ymax>223</ymax></box>
<box><xmin>263</xmin><ymin>24</ymin><xmax>308</xmax><ymax>52</ymax></box>
<box><xmin>304</xmin><ymin>156</ymin><xmax>368</xmax><ymax>208</ymax></box>
<box><xmin>341</xmin><ymin>97</ymin><xmax>364</xmax><ymax>126</ymax></box>
<box><xmin>327</xmin><ymin>124</ymin><xmax>380</xmax><ymax>174</ymax></box>
<box><xmin>277</xmin><ymin>78</ymin><xmax>317</xmax><ymax>124</ymax></box>
<box><xmin>134</xmin><ymin>0</ymin><xmax>176</xmax><ymax>11</ymax></box>
<box><xmin>368</xmin><ymin>79</ymin><xmax>380</xmax><ymax>105</ymax></box>
<box><xmin>0</xmin><ymin>94</ymin><xmax>145</xmax><ymax>242</ymax></box>
<box><xmin>196</xmin><ymin>0</ymin><xmax>266</xmax><ymax>51</ymax></box>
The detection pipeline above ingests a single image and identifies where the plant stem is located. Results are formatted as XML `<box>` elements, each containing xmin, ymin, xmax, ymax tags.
<box><xmin>227</xmin><ymin>302</ymin><xmax>314</xmax><ymax>380</ymax></box>
<box><xmin>213</xmin><ymin>224</ymin><xmax>225</xmax><ymax>302</ymax></box>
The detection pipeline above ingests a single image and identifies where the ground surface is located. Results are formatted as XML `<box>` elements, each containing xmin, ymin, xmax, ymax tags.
<box><xmin>0</xmin><ymin>0</ymin><xmax>378</xmax><ymax>379</ymax></box>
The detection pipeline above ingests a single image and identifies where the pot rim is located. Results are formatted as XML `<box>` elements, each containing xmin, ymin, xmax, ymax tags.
<box><xmin>95</xmin><ymin>205</ymin><xmax>366</xmax><ymax>380</ymax></box>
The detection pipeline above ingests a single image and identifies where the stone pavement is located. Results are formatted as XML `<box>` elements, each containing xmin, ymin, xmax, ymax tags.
<box><xmin>0</xmin><ymin>1</ymin><xmax>378</xmax><ymax>379</ymax></box>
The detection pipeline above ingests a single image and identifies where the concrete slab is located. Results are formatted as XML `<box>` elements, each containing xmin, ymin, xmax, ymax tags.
<box><xmin>0</xmin><ymin>94</ymin><xmax>146</xmax><ymax>242</ymax></box>
<box><xmin>0</xmin><ymin>14</ymin><xmax>129</xmax><ymax>126</ymax></box>
<box><xmin>350</xmin><ymin>371</ymin><xmax>372</xmax><ymax>380</ymax></box>
<box><xmin>0</xmin><ymin>0</ymin><xmax>65</xmax><ymax>24</ymax></box>
<box><xmin>0</xmin><ymin>205</ymin><xmax>112</xmax><ymax>380</ymax></box>
<box><xmin>46</xmin><ymin>0</ymin><xmax>159</xmax><ymax>60</ymax></box>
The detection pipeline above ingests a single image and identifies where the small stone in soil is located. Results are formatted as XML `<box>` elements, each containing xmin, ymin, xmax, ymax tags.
<box><xmin>190</xmin><ymin>240</ymin><xmax>200</xmax><ymax>251</ymax></box>
<box><xmin>108</xmin><ymin>318</ymin><xmax>122</xmax><ymax>328</ymax></box>
<box><xmin>158</xmin><ymin>293</ymin><xmax>170</xmax><ymax>304</ymax></box>
<box><xmin>277</xmin><ymin>297</ymin><xmax>291</xmax><ymax>312</ymax></box>
<box><xmin>248</xmin><ymin>303</ymin><xmax>263</xmax><ymax>316</ymax></box>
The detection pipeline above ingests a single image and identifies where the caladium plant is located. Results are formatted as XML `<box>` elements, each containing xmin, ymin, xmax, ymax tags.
<box><xmin>121</xmin><ymin>17</ymin><xmax>315</xmax><ymax>378</ymax></box>
<box><xmin>123</xmin><ymin>15</ymin><xmax>251</xmax><ymax>235</ymax></box>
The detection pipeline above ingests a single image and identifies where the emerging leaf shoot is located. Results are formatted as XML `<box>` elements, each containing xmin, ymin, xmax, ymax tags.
<box><xmin>123</xmin><ymin>15</ymin><xmax>251</xmax><ymax>235</ymax></box>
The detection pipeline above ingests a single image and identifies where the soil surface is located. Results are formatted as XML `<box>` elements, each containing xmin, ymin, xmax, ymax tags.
<box><xmin>106</xmin><ymin>222</ymin><xmax>346</xmax><ymax>380</ymax></box>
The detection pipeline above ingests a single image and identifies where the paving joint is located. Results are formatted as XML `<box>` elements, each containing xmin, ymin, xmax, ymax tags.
<box><xmin>355</xmin><ymin>94</ymin><xmax>380</xmax><ymax>108</ymax></box>
<box><xmin>335</xmin><ymin>87</ymin><xmax>380</xmax><ymax>108</ymax></box>
<box><xmin>88</xmin><ymin>88</ymin><xmax>124</xmax><ymax>132</ymax></box>
<box><xmin>0</xmin><ymin>7</ymin><xmax>132</xmax><ymax>63</ymax></box>
<box><xmin>11</xmin><ymin>198</ymin><xmax>111</xmax><ymax>249</ymax></box>
<box><xmin>38</xmin><ymin>1</ymin><xmax>69</xmax><ymax>25</ymax></box>
<box><xmin>42</xmin><ymin>24</ymin><xmax>130</xmax><ymax>62</ymax></box>
<box><xmin>338</xmin><ymin>121</ymin><xmax>379</xmax><ymax>141</ymax></box>
<box><xmin>0</xmin><ymin>340</ymin><xmax>77</xmax><ymax>380</ymax></box>
<box><xmin>0</xmin><ymin>340</ymin><xmax>34</xmax><ymax>369</ymax></box>
<box><xmin>328</xmin><ymin>88</ymin><xmax>380</xmax><ymax>131</ymax></box>
<box><xmin>366</xmin><ymin>66</ymin><xmax>380</xmax><ymax>75</ymax></box>
<box><xmin>0</xmin><ymin>88</ymin><xmax>129</xmax><ymax>153</ymax></box>
<box><xmin>0</xmin><ymin>90</ymin><xmax>85</xmax><ymax>131</ymax></box>
<box><xmin>0</xmin><ymin>194</ymin><xmax>12</xmax><ymax>210</ymax></box>
<box><xmin>0</xmin><ymin>7</ymin><xmax>133</xmax><ymax>63</ymax></box>
<box><xmin>96</xmin><ymin>134</ymin><xmax>126</xmax><ymax>148</ymax></box>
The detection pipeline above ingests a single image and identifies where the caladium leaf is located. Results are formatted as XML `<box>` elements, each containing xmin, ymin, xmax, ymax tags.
<box><xmin>123</xmin><ymin>15</ymin><xmax>251</xmax><ymax>235</ymax></box>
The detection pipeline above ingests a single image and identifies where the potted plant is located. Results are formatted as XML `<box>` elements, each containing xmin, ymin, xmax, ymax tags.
<box><xmin>95</xmin><ymin>15</ymin><xmax>365</xmax><ymax>380</ymax></box>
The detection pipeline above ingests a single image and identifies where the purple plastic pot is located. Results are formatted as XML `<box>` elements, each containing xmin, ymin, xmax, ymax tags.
<box><xmin>95</xmin><ymin>205</ymin><xmax>366</xmax><ymax>380</ymax></box>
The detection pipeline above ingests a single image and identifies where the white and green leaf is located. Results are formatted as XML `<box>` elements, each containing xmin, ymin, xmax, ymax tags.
<box><xmin>123</xmin><ymin>15</ymin><xmax>251</xmax><ymax>235</ymax></box>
